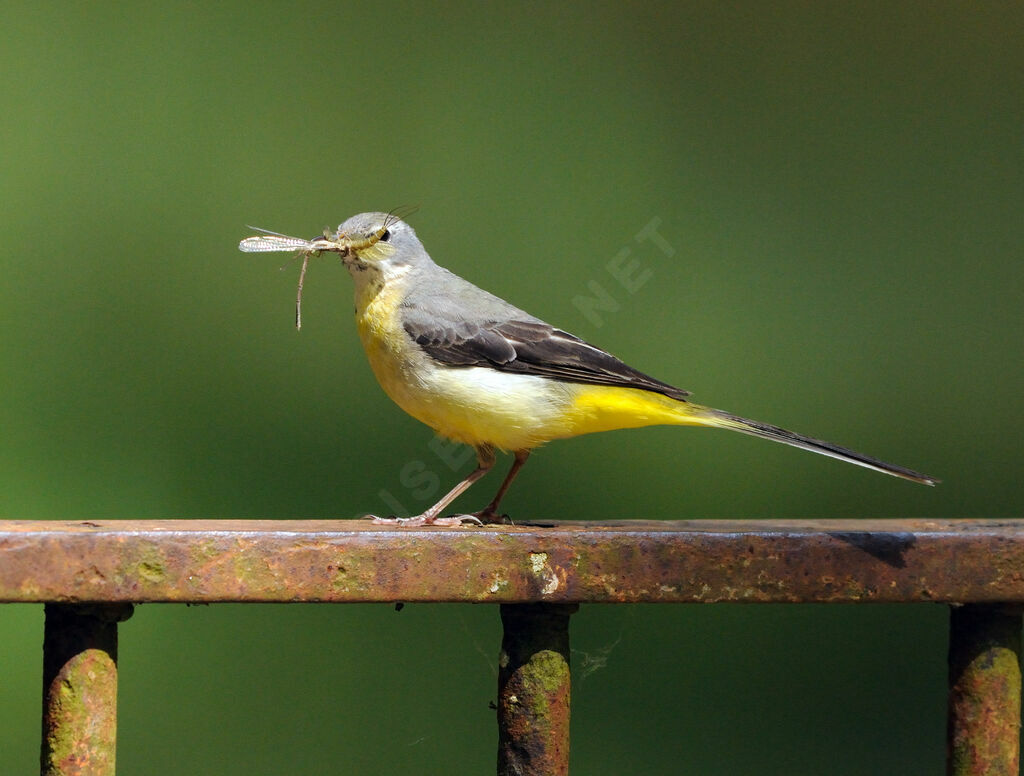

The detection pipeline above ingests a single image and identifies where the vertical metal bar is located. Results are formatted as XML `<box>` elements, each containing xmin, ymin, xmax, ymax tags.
<box><xmin>41</xmin><ymin>603</ymin><xmax>133</xmax><ymax>776</ymax></box>
<box><xmin>947</xmin><ymin>604</ymin><xmax>1022</xmax><ymax>776</ymax></box>
<box><xmin>497</xmin><ymin>603</ymin><xmax>578</xmax><ymax>776</ymax></box>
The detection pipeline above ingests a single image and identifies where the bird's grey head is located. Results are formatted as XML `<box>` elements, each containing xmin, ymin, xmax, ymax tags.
<box><xmin>330</xmin><ymin>212</ymin><xmax>432</xmax><ymax>278</ymax></box>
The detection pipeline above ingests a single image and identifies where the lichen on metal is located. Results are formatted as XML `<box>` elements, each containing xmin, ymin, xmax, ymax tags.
<box><xmin>947</xmin><ymin>604</ymin><xmax>1022</xmax><ymax>776</ymax></box>
<box><xmin>498</xmin><ymin>604</ymin><xmax>577</xmax><ymax>776</ymax></box>
<box><xmin>3</xmin><ymin>519</ymin><xmax>1024</xmax><ymax>604</ymax></box>
<box><xmin>6</xmin><ymin>519</ymin><xmax>1024</xmax><ymax>776</ymax></box>
<box><xmin>41</xmin><ymin>604</ymin><xmax>133</xmax><ymax>776</ymax></box>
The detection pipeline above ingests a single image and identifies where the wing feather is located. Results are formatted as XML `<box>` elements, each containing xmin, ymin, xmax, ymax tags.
<box><xmin>404</xmin><ymin>315</ymin><xmax>690</xmax><ymax>400</ymax></box>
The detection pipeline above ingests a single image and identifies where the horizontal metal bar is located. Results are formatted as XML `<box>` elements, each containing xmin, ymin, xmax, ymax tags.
<box><xmin>2</xmin><ymin>519</ymin><xmax>1023</xmax><ymax>604</ymax></box>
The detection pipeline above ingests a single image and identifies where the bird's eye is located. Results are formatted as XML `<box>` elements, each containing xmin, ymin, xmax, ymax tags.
<box><xmin>379</xmin><ymin>229</ymin><xmax>391</xmax><ymax>242</ymax></box>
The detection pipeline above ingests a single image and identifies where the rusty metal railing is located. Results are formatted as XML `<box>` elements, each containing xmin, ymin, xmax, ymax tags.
<box><xmin>2</xmin><ymin>518</ymin><xmax>1022</xmax><ymax>775</ymax></box>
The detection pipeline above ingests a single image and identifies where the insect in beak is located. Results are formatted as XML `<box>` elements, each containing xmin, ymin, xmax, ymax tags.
<box><xmin>239</xmin><ymin>227</ymin><xmax>344</xmax><ymax>330</ymax></box>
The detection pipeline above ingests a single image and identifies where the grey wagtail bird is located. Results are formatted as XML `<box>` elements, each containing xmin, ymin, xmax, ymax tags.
<box><xmin>240</xmin><ymin>211</ymin><xmax>937</xmax><ymax>526</ymax></box>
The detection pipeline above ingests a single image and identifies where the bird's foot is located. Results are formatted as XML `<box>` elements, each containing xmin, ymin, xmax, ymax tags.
<box><xmin>365</xmin><ymin>514</ymin><xmax>483</xmax><ymax>527</ymax></box>
<box><xmin>433</xmin><ymin>514</ymin><xmax>485</xmax><ymax>527</ymax></box>
<box><xmin>470</xmin><ymin>509</ymin><xmax>512</xmax><ymax>525</ymax></box>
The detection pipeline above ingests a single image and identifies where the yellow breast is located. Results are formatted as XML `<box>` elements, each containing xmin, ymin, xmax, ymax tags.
<box><xmin>353</xmin><ymin>271</ymin><xmax>420</xmax><ymax>407</ymax></box>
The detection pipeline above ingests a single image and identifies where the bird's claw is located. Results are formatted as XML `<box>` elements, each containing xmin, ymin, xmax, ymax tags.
<box><xmin>471</xmin><ymin>510</ymin><xmax>512</xmax><ymax>525</ymax></box>
<box><xmin>433</xmin><ymin>514</ymin><xmax>484</xmax><ymax>526</ymax></box>
<box><xmin>364</xmin><ymin>514</ymin><xmax>483</xmax><ymax>527</ymax></box>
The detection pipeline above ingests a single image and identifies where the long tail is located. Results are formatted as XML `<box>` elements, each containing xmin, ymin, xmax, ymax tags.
<box><xmin>689</xmin><ymin>405</ymin><xmax>939</xmax><ymax>485</ymax></box>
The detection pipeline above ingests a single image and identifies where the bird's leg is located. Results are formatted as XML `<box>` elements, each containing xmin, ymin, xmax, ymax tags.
<box><xmin>370</xmin><ymin>445</ymin><xmax>496</xmax><ymax>527</ymax></box>
<box><xmin>472</xmin><ymin>450</ymin><xmax>531</xmax><ymax>524</ymax></box>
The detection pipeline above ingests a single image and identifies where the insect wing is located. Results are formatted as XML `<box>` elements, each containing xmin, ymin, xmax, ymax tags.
<box><xmin>238</xmin><ymin>234</ymin><xmax>314</xmax><ymax>253</ymax></box>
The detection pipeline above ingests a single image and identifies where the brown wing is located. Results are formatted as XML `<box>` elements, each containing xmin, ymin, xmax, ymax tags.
<box><xmin>403</xmin><ymin>316</ymin><xmax>690</xmax><ymax>401</ymax></box>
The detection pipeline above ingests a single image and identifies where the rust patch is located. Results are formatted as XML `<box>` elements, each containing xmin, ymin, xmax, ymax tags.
<box><xmin>947</xmin><ymin>605</ymin><xmax>1022</xmax><ymax>776</ymax></box>
<box><xmin>2</xmin><ymin>519</ymin><xmax>1024</xmax><ymax>604</ymax></box>
<box><xmin>42</xmin><ymin>604</ymin><xmax>133</xmax><ymax>776</ymax></box>
<box><xmin>497</xmin><ymin>604</ymin><xmax>577</xmax><ymax>776</ymax></box>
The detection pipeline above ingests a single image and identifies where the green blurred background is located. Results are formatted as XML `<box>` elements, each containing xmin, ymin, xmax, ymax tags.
<box><xmin>1</xmin><ymin>2</ymin><xmax>1021</xmax><ymax>773</ymax></box>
